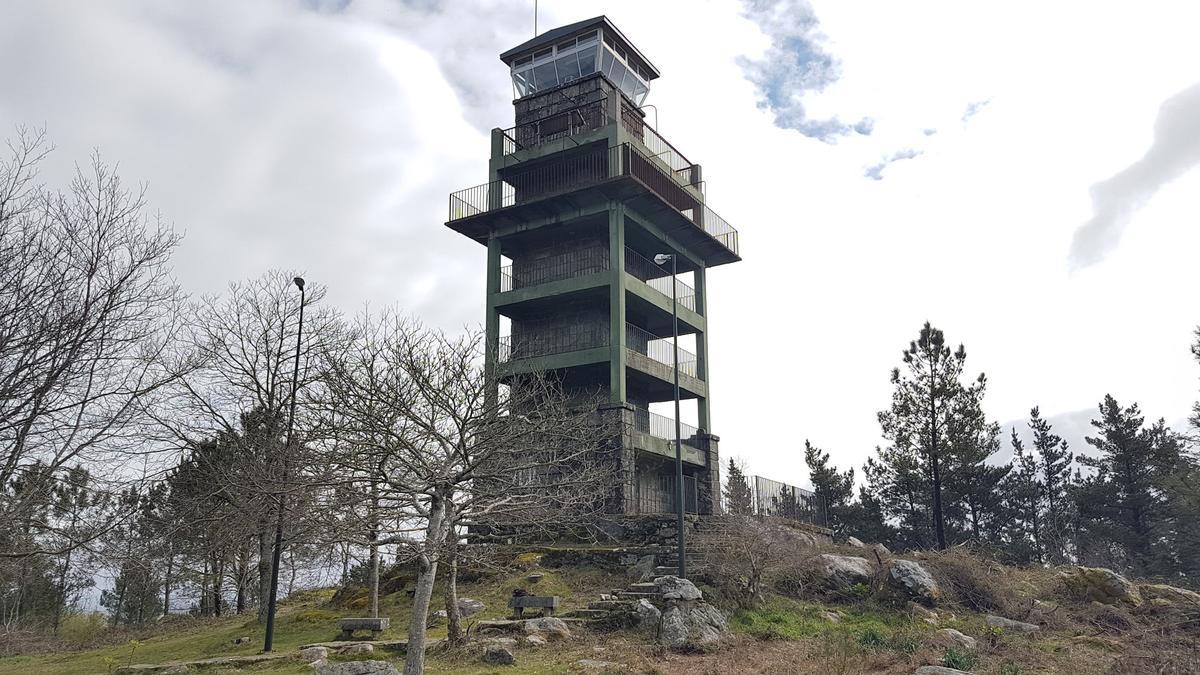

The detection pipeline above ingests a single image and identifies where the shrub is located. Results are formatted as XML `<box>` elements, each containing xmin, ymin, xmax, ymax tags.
<box><xmin>943</xmin><ymin>646</ymin><xmax>978</xmax><ymax>671</ymax></box>
<box><xmin>924</xmin><ymin>548</ymin><xmax>1015</xmax><ymax>615</ymax></box>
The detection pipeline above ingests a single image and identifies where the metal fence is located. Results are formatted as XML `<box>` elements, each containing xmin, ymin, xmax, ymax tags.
<box><xmin>499</xmin><ymin>246</ymin><xmax>610</xmax><ymax>292</ymax></box>
<box><xmin>636</xmin><ymin>472</ymin><xmax>698</xmax><ymax>515</ymax></box>
<box><xmin>634</xmin><ymin>408</ymin><xmax>700</xmax><ymax>448</ymax></box>
<box><xmin>752</xmin><ymin>475</ymin><xmax>828</xmax><ymax>528</ymax></box>
<box><xmin>503</xmin><ymin>94</ymin><xmax>609</xmax><ymax>155</ymax></box>
<box><xmin>624</xmin><ymin>247</ymin><xmax>697</xmax><ymax>312</ymax></box>
<box><xmin>625</xmin><ymin>323</ymin><xmax>698</xmax><ymax>378</ymax></box>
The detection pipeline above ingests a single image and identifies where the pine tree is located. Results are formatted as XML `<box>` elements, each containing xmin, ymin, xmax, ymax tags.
<box><xmin>1029</xmin><ymin>407</ymin><xmax>1073</xmax><ymax>563</ymax></box>
<box><xmin>1075</xmin><ymin>395</ymin><xmax>1185</xmax><ymax>575</ymax></box>
<box><xmin>723</xmin><ymin>458</ymin><xmax>754</xmax><ymax>516</ymax></box>
<box><xmin>875</xmin><ymin>322</ymin><xmax>1002</xmax><ymax>550</ymax></box>
<box><xmin>1005</xmin><ymin>428</ymin><xmax>1043</xmax><ymax>563</ymax></box>
<box><xmin>803</xmin><ymin>440</ymin><xmax>855</xmax><ymax>536</ymax></box>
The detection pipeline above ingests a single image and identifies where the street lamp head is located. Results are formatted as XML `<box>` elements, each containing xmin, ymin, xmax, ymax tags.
<box><xmin>653</xmin><ymin>253</ymin><xmax>673</xmax><ymax>265</ymax></box>
<box><xmin>293</xmin><ymin>277</ymin><xmax>305</xmax><ymax>291</ymax></box>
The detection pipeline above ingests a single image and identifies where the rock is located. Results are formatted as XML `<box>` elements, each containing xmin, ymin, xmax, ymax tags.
<box><xmin>654</xmin><ymin>575</ymin><xmax>703</xmax><ymax>601</ymax></box>
<box><xmin>632</xmin><ymin>598</ymin><xmax>661</xmax><ymax>629</ymax></box>
<box><xmin>874</xmin><ymin>543</ymin><xmax>892</xmax><ymax>557</ymax></box>
<box><xmin>819</xmin><ymin>611</ymin><xmax>841</xmax><ymax>623</ymax></box>
<box><xmin>930</xmin><ymin>628</ymin><xmax>977</xmax><ymax>651</ymax></box>
<box><xmin>908</xmin><ymin>601</ymin><xmax>940</xmax><ymax>626</ymax></box>
<box><xmin>315</xmin><ymin>661</ymin><xmax>399</xmax><ymax>675</ymax></box>
<box><xmin>1060</xmin><ymin>567</ymin><xmax>1141</xmax><ymax>607</ymax></box>
<box><xmin>427</xmin><ymin>609</ymin><xmax>447</xmax><ymax>627</ymax></box>
<box><xmin>300</xmin><ymin>646</ymin><xmax>329</xmax><ymax>662</ymax></box>
<box><xmin>483</xmin><ymin>645</ymin><xmax>515</xmax><ymax>665</ymax></box>
<box><xmin>458</xmin><ymin>597</ymin><xmax>486</xmax><ymax>617</ymax></box>
<box><xmin>881</xmin><ymin>559</ymin><xmax>941</xmax><ymax>607</ymax></box>
<box><xmin>659</xmin><ymin>601</ymin><xmax>729</xmax><ymax>651</ymax></box>
<box><xmin>985</xmin><ymin>615</ymin><xmax>1040</xmax><ymax>634</ymax></box>
<box><xmin>339</xmin><ymin>643</ymin><xmax>374</xmax><ymax>655</ymax></box>
<box><xmin>576</xmin><ymin>659</ymin><xmax>626</xmax><ymax>672</ymax></box>
<box><xmin>915</xmin><ymin>667</ymin><xmax>972</xmax><ymax>675</ymax></box>
<box><xmin>1139</xmin><ymin>583</ymin><xmax>1200</xmax><ymax>606</ymax></box>
<box><xmin>527</xmin><ymin>572</ymin><xmax>544</xmax><ymax>583</ymax></box>
<box><xmin>231</xmin><ymin>636</ymin><xmax>251</xmax><ymax>646</ymax></box>
<box><xmin>628</xmin><ymin>554</ymin><xmax>658</xmax><ymax>582</ymax></box>
<box><xmin>523</xmin><ymin>634</ymin><xmax>547</xmax><ymax>646</ymax></box>
<box><xmin>847</xmin><ymin>536</ymin><xmax>866</xmax><ymax>548</ymax></box>
<box><xmin>522</xmin><ymin>616</ymin><xmax>571</xmax><ymax>639</ymax></box>
<box><xmin>810</xmin><ymin>554</ymin><xmax>874</xmax><ymax>592</ymax></box>
<box><xmin>483</xmin><ymin>637</ymin><xmax>519</xmax><ymax>648</ymax></box>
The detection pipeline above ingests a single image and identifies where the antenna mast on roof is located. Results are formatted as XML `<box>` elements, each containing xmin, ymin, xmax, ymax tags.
<box><xmin>533</xmin><ymin>0</ymin><xmax>538</xmax><ymax>36</ymax></box>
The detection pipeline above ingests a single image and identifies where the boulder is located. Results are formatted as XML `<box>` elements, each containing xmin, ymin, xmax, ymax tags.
<box><xmin>908</xmin><ymin>601</ymin><xmax>940</xmax><ymax>626</ymax></box>
<box><xmin>339</xmin><ymin>643</ymin><xmax>374</xmax><ymax>655</ymax></box>
<box><xmin>874</xmin><ymin>543</ymin><xmax>893</xmax><ymax>557</ymax></box>
<box><xmin>231</xmin><ymin>636</ymin><xmax>251</xmax><ymax>646</ymax></box>
<box><xmin>985</xmin><ymin>615</ymin><xmax>1040</xmax><ymax>634</ymax></box>
<box><xmin>522</xmin><ymin>616</ymin><xmax>571</xmax><ymax>639</ymax></box>
<box><xmin>880</xmin><ymin>559</ymin><xmax>941</xmax><ymax>607</ymax></box>
<box><xmin>628</xmin><ymin>554</ymin><xmax>658</xmax><ymax>582</ymax></box>
<box><xmin>427</xmin><ymin>609</ymin><xmax>447</xmax><ymax>627</ymax></box>
<box><xmin>632</xmin><ymin>598</ymin><xmax>662</xmax><ymax>629</ymax></box>
<box><xmin>820</xmin><ymin>611</ymin><xmax>841</xmax><ymax>623</ymax></box>
<box><xmin>930</xmin><ymin>628</ymin><xmax>977</xmax><ymax>651</ymax></box>
<box><xmin>915</xmin><ymin>668</ymin><xmax>972</xmax><ymax>675</ymax></box>
<box><xmin>483</xmin><ymin>645</ymin><xmax>515</xmax><ymax>665</ymax></box>
<box><xmin>300</xmin><ymin>646</ymin><xmax>329</xmax><ymax>662</ymax></box>
<box><xmin>654</xmin><ymin>575</ymin><xmax>703</xmax><ymax>601</ymax></box>
<box><xmin>458</xmin><ymin>597</ymin><xmax>486</xmax><ymax>617</ymax></box>
<box><xmin>847</xmin><ymin>536</ymin><xmax>866</xmax><ymax>548</ymax></box>
<box><xmin>1139</xmin><ymin>584</ymin><xmax>1200</xmax><ymax>607</ymax></box>
<box><xmin>810</xmin><ymin>554</ymin><xmax>874</xmax><ymax>592</ymax></box>
<box><xmin>1060</xmin><ymin>567</ymin><xmax>1141</xmax><ymax>607</ymax></box>
<box><xmin>315</xmin><ymin>661</ymin><xmax>399</xmax><ymax>675</ymax></box>
<box><xmin>523</xmin><ymin>634</ymin><xmax>547</xmax><ymax>646</ymax></box>
<box><xmin>659</xmin><ymin>601</ymin><xmax>729</xmax><ymax>651</ymax></box>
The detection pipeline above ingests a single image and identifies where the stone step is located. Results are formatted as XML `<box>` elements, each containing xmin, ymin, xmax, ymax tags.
<box><xmin>628</xmin><ymin>582</ymin><xmax>659</xmax><ymax>592</ymax></box>
<box><xmin>588</xmin><ymin>600</ymin><xmax>635</xmax><ymax>611</ymax></box>
<box><xmin>654</xmin><ymin>566</ymin><xmax>679</xmax><ymax>575</ymax></box>
<box><xmin>616</xmin><ymin>591</ymin><xmax>662</xmax><ymax>600</ymax></box>
<box><xmin>561</xmin><ymin>608</ymin><xmax>613</xmax><ymax>619</ymax></box>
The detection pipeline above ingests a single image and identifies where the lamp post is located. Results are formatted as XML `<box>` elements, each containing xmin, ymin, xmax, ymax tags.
<box><xmin>653</xmin><ymin>253</ymin><xmax>686</xmax><ymax>579</ymax></box>
<box><xmin>264</xmin><ymin>276</ymin><xmax>305</xmax><ymax>652</ymax></box>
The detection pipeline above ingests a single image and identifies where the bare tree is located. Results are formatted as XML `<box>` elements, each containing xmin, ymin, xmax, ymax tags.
<box><xmin>1</xmin><ymin>127</ymin><xmax>184</xmax><ymax>562</ymax></box>
<box><xmin>321</xmin><ymin>313</ymin><xmax>617</xmax><ymax>674</ymax></box>
<box><xmin>693</xmin><ymin>516</ymin><xmax>803</xmax><ymax>610</ymax></box>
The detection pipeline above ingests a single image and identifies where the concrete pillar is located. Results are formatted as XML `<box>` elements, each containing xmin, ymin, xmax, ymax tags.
<box><xmin>607</xmin><ymin>204</ymin><xmax>627</xmax><ymax>404</ymax></box>
<box><xmin>484</xmin><ymin>236</ymin><xmax>502</xmax><ymax>408</ymax></box>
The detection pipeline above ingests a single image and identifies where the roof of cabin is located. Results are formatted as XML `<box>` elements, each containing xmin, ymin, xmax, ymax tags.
<box><xmin>498</xmin><ymin>15</ymin><xmax>660</xmax><ymax>79</ymax></box>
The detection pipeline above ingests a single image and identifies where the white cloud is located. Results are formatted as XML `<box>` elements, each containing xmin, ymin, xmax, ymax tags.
<box><xmin>2</xmin><ymin>0</ymin><xmax>1198</xmax><ymax>493</ymax></box>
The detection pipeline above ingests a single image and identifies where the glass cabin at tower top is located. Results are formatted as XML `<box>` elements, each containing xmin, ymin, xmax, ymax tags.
<box><xmin>500</xmin><ymin>15</ymin><xmax>660</xmax><ymax>105</ymax></box>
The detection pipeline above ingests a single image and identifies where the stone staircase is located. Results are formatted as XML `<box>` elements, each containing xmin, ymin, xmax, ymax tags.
<box><xmin>560</xmin><ymin>579</ymin><xmax>667</xmax><ymax>626</ymax></box>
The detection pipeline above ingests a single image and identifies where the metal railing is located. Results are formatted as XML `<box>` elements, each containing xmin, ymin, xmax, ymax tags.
<box><xmin>449</xmin><ymin>144</ymin><xmax>739</xmax><ymax>258</ymax></box>
<box><xmin>637</xmin><ymin>472</ymin><xmax>698</xmax><ymax>515</ymax></box>
<box><xmin>503</xmin><ymin>94</ymin><xmax>609</xmax><ymax>155</ymax></box>
<box><xmin>496</xmin><ymin>325</ymin><xmax>608</xmax><ymax>364</ymax></box>
<box><xmin>624</xmin><ymin>247</ymin><xmax>696</xmax><ymax>312</ymax></box>
<box><xmin>753</xmin><ymin>475</ymin><xmax>828</xmax><ymax>528</ymax></box>
<box><xmin>620</xmin><ymin>104</ymin><xmax>698</xmax><ymax>184</ymax></box>
<box><xmin>625</xmin><ymin>323</ymin><xmax>697</xmax><ymax>378</ymax></box>
<box><xmin>498</xmin><ymin>246</ymin><xmax>610</xmax><ymax>293</ymax></box>
<box><xmin>635</xmin><ymin>408</ymin><xmax>700</xmax><ymax>447</ymax></box>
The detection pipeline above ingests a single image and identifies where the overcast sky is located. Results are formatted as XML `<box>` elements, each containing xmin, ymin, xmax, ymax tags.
<box><xmin>3</xmin><ymin>0</ymin><xmax>1198</xmax><ymax>488</ymax></box>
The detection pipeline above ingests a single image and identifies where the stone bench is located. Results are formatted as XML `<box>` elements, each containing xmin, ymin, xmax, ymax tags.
<box><xmin>508</xmin><ymin>595</ymin><xmax>560</xmax><ymax>618</ymax></box>
<box><xmin>336</xmin><ymin>616</ymin><xmax>389</xmax><ymax>640</ymax></box>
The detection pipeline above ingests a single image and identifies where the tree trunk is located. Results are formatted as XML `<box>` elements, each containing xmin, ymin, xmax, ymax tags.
<box><xmin>257</xmin><ymin>528</ymin><xmax>272</xmax><ymax>622</ymax></box>
<box><xmin>369</xmin><ymin>482</ymin><xmax>380</xmax><ymax>618</ymax></box>
<box><xmin>444</xmin><ymin>538</ymin><xmax>463</xmax><ymax>647</ymax></box>
<box><xmin>404</xmin><ymin>495</ymin><xmax>448</xmax><ymax>675</ymax></box>
<box><xmin>162</xmin><ymin>552</ymin><xmax>173</xmax><ymax>617</ymax></box>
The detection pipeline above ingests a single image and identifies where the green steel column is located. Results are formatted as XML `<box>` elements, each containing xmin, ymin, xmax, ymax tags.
<box><xmin>485</xmin><ymin>236</ymin><xmax>502</xmax><ymax>407</ymax></box>
<box><xmin>608</xmin><ymin>203</ymin><xmax>627</xmax><ymax>404</ymax></box>
<box><xmin>694</xmin><ymin>266</ymin><xmax>711</xmax><ymax>431</ymax></box>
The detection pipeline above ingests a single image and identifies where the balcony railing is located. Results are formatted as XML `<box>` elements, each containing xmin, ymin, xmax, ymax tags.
<box><xmin>626</xmin><ymin>323</ymin><xmax>697</xmax><ymax>378</ymax></box>
<box><xmin>624</xmin><ymin>247</ymin><xmax>696</xmax><ymax>312</ymax></box>
<box><xmin>449</xmin><ymin>144</ymin><xmax>739</xmax><ymax>258</ymax></box>
<box><xmin>502</xmin><ymin>93</ymin><xmax>609</xmax><ymax>155</ymax></box>
<box><xmin>635</xmin><ymin>408</ymin><xmax>700</xmax><ymax>447</ymax></box>
<box><xmin>498</xmin><ymin>246</ymin><xmax>609</xmax><ymax>293</ymax></box>
<box><xmin>620</xmin><ymin>104</ymin><xmax>699</xmax><ymax>185</ymax></box>
<box><xmin>637</xmin><ymin>471</ymin><xmax>698</xmax><ymax>515</ymax></box>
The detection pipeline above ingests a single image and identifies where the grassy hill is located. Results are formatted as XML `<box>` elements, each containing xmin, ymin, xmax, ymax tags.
<box><xmin>2</xmin><ymin>547</ymin><xmax>1197</xmax><ymax>674</ymax></box>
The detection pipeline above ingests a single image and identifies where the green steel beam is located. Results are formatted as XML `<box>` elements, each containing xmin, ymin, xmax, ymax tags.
<box><xmin>608</xmin><ymin>203</ymin><xmax>627</xmax><ymax>403</ymax></box>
